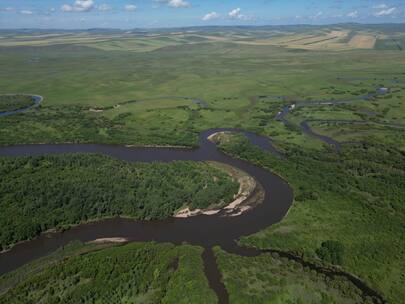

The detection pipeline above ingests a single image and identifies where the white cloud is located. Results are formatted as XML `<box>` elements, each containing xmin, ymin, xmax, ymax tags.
<box><xmin>20</xmin><ymin>10</ymin><xmax>33</xmax><ymax>15</ymax></box>
<box><xmin>74</xmin><ymin>0</ymin><xmax>94</xmax><ymax>11</ymax></box>
<box><xmin>309</xmin><ymin>11</ymin><xmax>323</xmax><ymax>20</ymax></box>
<box><xmin>373</xmin><ymin>4</ymin><xmax>388</xmax><ymax>9</ymax></box>
<box><xmin>229</xmin><ymin>8</ymin><xmax>241</xmax><ymax>19</ymax></box>
<box><xmin>173</xmin><ymin>0</ymin><xmax>189</xmax><ymax>8</ymax></box>
<box><xmin>168</xmin><ymin>0</ymin><xmax>189</xmax><ymax>8</ymax></box>
<box><xmin>347</xmin><ymin>10</ymin><xmax>358</xmax><ymax>18</ymax></box>
<box><xmin>61</xmin><ymin>0</ymin><xmax>94</xmax><ymax>12</ymax></box>
<box><xmin>153</xmin><ymin>0</ymin><xmax>190</xmax><ymax>8</ymax></box>
<box><xmin>373</xmin><ymin>6</ymin><xmax>397</xmax><ymax>17</ymax></box>
<box><xmin>0</xmin><ymin>7</ymin><xmax>15</xmax><ymax>12</ymax></box>
<box><xmin>61</xmin><ymin>4</ymin><xmax>73</xmax><ymax>12</ymax></box>
<box><xmin>124</xmin><ymin>4</ymin><xmax>137</xmax><ymax>12</ymax></box>
<box><xmin>98</xmin><ymin>4</ymin><xmax>111</xmax><ymax>12</ymax></box>
<box><xmin>227</xmin><ymin>8</ymin><xmax>254</xmax><ymax>21</ymax></box>
<box><xmin>202</xmin><ymin>12</ymin><xmax>220</xmax><ymax>21</ymax></box>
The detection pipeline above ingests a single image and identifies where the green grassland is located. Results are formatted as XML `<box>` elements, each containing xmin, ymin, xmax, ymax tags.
<box><xmin>310</xmin><ymin>122</ymin><xmax>405</xmax><ymax>149</ymax></box>
<box><xmin>0</xmin><ymin>154</ymin><xmax>238</xmax><ymax>250</ymax></box>
<box><xmin>0</xmin><ymin>241</ymin><xmax>217</xmax><ymax>304</ymax></box>
<box><xmin>1</xmin><ymin>33</ymin><xmax>405</xmax><ymax>148</ymax></box>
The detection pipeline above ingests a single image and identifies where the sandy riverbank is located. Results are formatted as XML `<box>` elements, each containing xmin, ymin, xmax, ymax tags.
<box><xmin>174</xmin><ymin>160</ymin><xmax>264</xmax><ymax>218</ymax></box>
<box><xmin>87</xmin><ymin>237</ymin><xmax>129</xmax><ymax>244</ymax></box>
<box><xmin>89</xmin><ymin>108</ymin><xmax>104</xmax><ymax>113</ymax></box>
<box><xmin>207</xmin><ymin>131</ymin><xmax>233</xmax><ymax>145</ymax></box>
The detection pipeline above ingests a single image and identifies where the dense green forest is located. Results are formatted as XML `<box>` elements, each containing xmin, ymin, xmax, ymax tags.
<box><xmin>0</xmin><ymin>105</ymin><xmax>199</xmax><ymax>147</ymax></box>
<box><xmin>217</xmin><ymin>133</ymin><xmax>405</xmax><ymax>303</ymax></box>
<box><xmin>214</xmin><ymin>247</ymin><xmax>369</xmax><ymax>304</ymax></box>
<box><xmin>0</xmin><ymin>241</ymin><xmax>217</xmax><ymax>304</ymax></box>
<box><xmin>0</xmin><ymin>154</ymin><xmax>238</xmax><ymax>250</ymax></box>
<box><xmin>0</xmin><ymin>95</ymin><xmax>34</xmax><ymax>113</ymax></box>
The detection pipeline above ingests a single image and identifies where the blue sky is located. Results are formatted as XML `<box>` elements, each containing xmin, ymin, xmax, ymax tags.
<box><xmin>0</xmin><ymin>0</ymin><xmax>404</xmax><ymax>29</ymax></box>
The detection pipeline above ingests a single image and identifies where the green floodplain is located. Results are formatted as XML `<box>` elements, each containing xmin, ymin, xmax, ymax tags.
<box><xmin>0</xmin><ymin>24</ymin><xmax>405</xmax><ymax>303</ymax></box>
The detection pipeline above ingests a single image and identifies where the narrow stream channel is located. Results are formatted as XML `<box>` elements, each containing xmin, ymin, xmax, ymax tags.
<box><xmin>0</xmin><ymin>95</ymin><xmax>42</xmax><ymax>117</ymax></box>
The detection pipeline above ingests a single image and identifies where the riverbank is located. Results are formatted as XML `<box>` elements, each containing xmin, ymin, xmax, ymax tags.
<box><xmin>207</xmin><ymin>131</ymin><xmax>233</xmax><ymax>145</ymax></box>
<box><xmin>87</xmin><ymin>237</ymin><xmax>129</xmax><ymax>244</ymax></box>
<box><xmin>174</xmin><ymin>161</ymin><xmax>264</xmax><ymax>218</ymax></box>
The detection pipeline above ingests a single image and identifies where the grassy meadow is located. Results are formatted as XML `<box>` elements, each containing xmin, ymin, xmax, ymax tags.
<box><xmin>1</xmin><ymin>34</ymin><xmax>405</xmax><ymax>148</ymax></box>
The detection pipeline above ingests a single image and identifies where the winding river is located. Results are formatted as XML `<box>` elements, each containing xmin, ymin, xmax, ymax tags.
<box><xmin>0</xmin><ymin>128</ymin><xmax>293</xmax><ymax>303</ymax></box>
<box><xmin>0</xmin><ymin>95</ymin><xmax>42</xmax><ymax>117</ymax></box>
<box><xmin>0</xmin><ymin>97</ymin><xmax>387</xmax><ymax>303</ymax></box>
<box><xmin>275</xmin><ymin>87</ymin><xmax>404</xmax><ymax>152</ymax></box>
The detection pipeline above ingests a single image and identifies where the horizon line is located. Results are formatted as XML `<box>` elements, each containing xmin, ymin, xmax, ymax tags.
<box><xmin>1</xmin><ymin>21</ymin><xmax>405</xmax><ymax>31</ymax></box>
